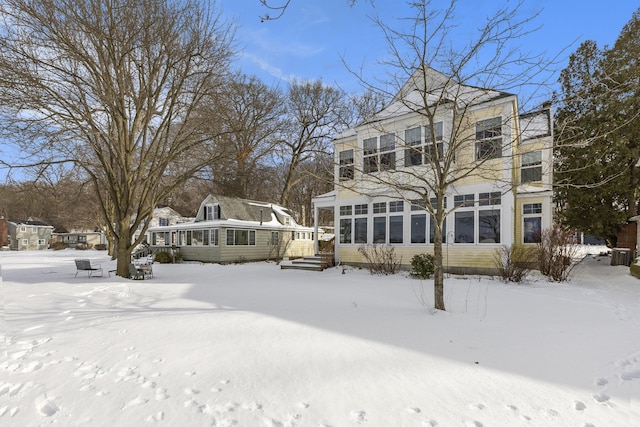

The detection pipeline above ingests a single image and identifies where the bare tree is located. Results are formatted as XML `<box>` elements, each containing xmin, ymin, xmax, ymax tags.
<box><xmin>341</xmin><ymin>0</ymin><xmax>555</xmax><ymax>311</ymax></box>
<box><xmin>201</xmin><ymin>73</ymin><xmax>285</xmax><ymax>199</ymax></box>
<box><xmin>279</xmin><ymin>79</ymin><xmax>351</xmax><ymax>208</ymax></box>
<box><xmin>0</xmin><ymin>0</ymin><xmax>235</xmax><ymax>276</ymax></box>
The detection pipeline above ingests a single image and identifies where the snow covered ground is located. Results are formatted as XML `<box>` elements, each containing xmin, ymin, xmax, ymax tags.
<box><xmin>2</xmin><ymin>248</ymin><xmax>639</xmax><ymax>426</ymax></box>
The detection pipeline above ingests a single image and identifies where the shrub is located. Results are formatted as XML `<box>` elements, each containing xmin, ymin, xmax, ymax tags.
<box><xmin>537</xmin><ymin>224</ymin><xmax>580</xmax><ymax>282</ymax></box>
<box><xmin>493</xmin><ymin>245</ymin><xmax>534</xmax><ymax>283</ymax></box>
<box><xmin>50</xmin><ymin>241</ymin><xmax>68</xmax><ymax>250</ymax></box>
<box><xmin>357</xmin><ymin>244</ymin><xmax>402</xmax><ymax>275</ymax></box>
<box><xmin>94</xmin><ymin>243</ymin><xmax>107</xmax><ymax>250</ymax></box>
<box><xmin>75</xmin><ymin>243</ymin><xmax>90</xmax><ymax>250</ymax></box>
<box><xmin>154</xmin><ymin>251</ymin><xmax>172</xmax><ymax>264</ymax></box>
<box><xmin>411</xmin><ymin>253</ymin><xmax>435</xmax><ymax>279</ymax></box>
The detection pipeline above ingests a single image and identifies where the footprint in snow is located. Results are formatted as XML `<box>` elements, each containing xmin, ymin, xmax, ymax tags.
<box><xmin>122</xmin><ymin>396</ymin><xmax>148</xmax><ymax>409</ymax></box>
<box><xmin>349</xmin><ymin>410</ymin><xmax>367</xmax><ymax>424</ymax></box>
<box><xmin>575</xmin><ymin>401</ymin><xmax>586</xmax><ymax>411</ymax></box>
<box><xmin>21</xmin><ymin>361</ymin><xmax>42</xmax><ymax>373</ymax></box>
<box><xmin>422</xmin><ymin>420</ymin><xmax>438</xmax><ymax>426</ymax></box>
<box><xmin>146</xmin><ymin>411</ymin><xmax>164</xmax><ymax>422</ymax></box>
<box><xmin>464</xmin><ymin>421</ymin><xmax>483</xmax><ymax>427</ymax></box>
<box><xmin>406</xmin><ymin>407</ymin><xmax>421</xmax><ymax>414</ymax></box>
<box><xmin>184</xmin><ymin>387</ymin><xmax>199</xmax><ymax>395</ymax></box>
<box><xmin>593</xmin><ymin>393</ymin><xmax>610</xmax><ymax>404</ymax></box>
<box><xmin>297</xmin><ymin>402</ymin><xmax>309</xmax><ymax>409</ymax></box>
<box><xmin>155</xmin><ymin>387</ymin><xmax>169</xmax><ymax>399</ymax></box>
<box><xmin>469</xmin><ymin>403</ymin><xmax>485</xmax><ymax>410</ymax></box>
<box><xmin>595</xmin><ymin>377</ymin><xmax>608</xmax><ymax>386</ymax></box>
<box><xmin>185</xmin><ymin>371</ymin><xmax>196</xmax><ymax>376</ymax></box>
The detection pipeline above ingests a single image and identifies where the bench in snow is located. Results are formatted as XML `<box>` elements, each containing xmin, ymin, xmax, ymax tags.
<box><xmin>74</xmin><ymin>259</ymin><xmax>103</xmax><ymax>278</ymax></box>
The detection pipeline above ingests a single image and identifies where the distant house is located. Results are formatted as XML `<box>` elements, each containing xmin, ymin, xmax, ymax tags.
<box><xmin>131</xmin><ymin>206</ymin><xmax>192</xmax><ymax>245</ymax></box>
<box><xmin>147</xmin><ymin>195</ymin><xmax>316</xmax><ymax>263</ymax></box>
<box><xmin>52</xmin><ymin>230</ymin><xmax>107</xmax><ymax>248</ymax></box>
<box><xmin>7</xmin><ymin>217</ymin><xmax>54</xmax><ymax>250</ymax></box>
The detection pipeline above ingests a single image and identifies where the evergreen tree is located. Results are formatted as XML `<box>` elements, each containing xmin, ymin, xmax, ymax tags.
<box><xmin>554</xmin><ymin>8</ymin><xmax>640</xmax><ymax>245</ymax></box>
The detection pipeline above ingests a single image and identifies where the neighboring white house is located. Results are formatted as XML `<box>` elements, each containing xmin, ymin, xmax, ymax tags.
<box><xmin>7</xmin><ymin>218</ymin><xmax>54</xmax><ymax>251</ymax></box>
<box><xmin>312</xmin><ymin>67</ymin><xmax>554</xmax><ymax>274</ymax></box>
<box><xmin>132</xmin><ymin>206</ymin><xmax>193</xmax><ymax>245</ymax></box>
<box><xmin>148</xmin><ymin>195</ymin><xmax>316</xmax><ymax>263</ymax></box>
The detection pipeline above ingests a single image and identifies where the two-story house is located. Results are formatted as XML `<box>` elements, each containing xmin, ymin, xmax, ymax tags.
<box><xmin>7</xmin><ymin>217</ymin><xmax>54</xmax><ymax>250</ymax></box>
<box><xmin>312</xmin><ymin>67</ymin><xmax>553</xmax><ymax>274</ymax></box>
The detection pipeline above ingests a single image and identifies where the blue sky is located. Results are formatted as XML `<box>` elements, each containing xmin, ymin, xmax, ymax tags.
<box><xmin>219</xmin><ymin>0</ymin><xmax>639</xmax><ymax>97</ymax></box>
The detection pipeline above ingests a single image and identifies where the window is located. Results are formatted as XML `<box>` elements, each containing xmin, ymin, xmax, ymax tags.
<box><xmin>523</xmin><ymin>217</ymin><xmax>542</xmax><ymax>243</ymax></box>
<box><xmin>523</xmin><ymin>203</ymin><xmax>542</xmax><ymax>214</ymax></box>
<box><xmin>211</xmin><ymin>229</ymin><xmax>219</xmax><ymax>246</ymax></box>
<box><xmin>20</xmin><ymin>226</ymin><xmax>26</xmax><ymax>232</ymax></box>
<box><xmin>404</xmin><ymin>126</ymin><xmax>422</xmax><ymax>166</ymax></box>
<box><xmin>192</xmin><ymin>230</ymin><xmax>204</xmax><ymax>246</ymax></box>
<box><xmin>339</xmin><ymin>205</ymin><xmax>352</xmax><ymax>216</ymax></box>
<box><xmin>389</xmin><ymin>216</ymin><xmax>403</xmax><ymax>244</ymax></box>
<box><xmin>226</xmin><ymin>229</ymin><xmax>256</xmax><ymax>246</ymax></box>
<box><xmin>521</xmin><ymin>150</ymin><xmax>542</xmax><ymax>183</ymax></box>
<box><xmin>339</xmin><ymin>149</ymin><xmax>354</xmax><ymax>181</ymax></box>
<box><xmin>270</xmin><ymin>231</ymin><xmax>279</xmax><ymax>246</ymax></box>
<box><xmin>152</xmin><ymin>232</ymin><xmax>170</xmax><ymax>246</ymax></box>
<box><xmin>476</xmin><ymin>117</ymin><xmax>502</xmax><ymax>160</ymax></box>
<box><xmin>411</xmin><ymin>214</ymin><xmax>427</xmax><ymax>243</ymax></box>
<box><xmin>203</xmin><ymin>229</ymin><xmax>210</xmax><ymax>245</ymax></box>
<box><xmin>354</xmin><ymin>204</ymin><xmax>368</xmax><ymax>215</ymax></box>
<box><xmin>354</xmin><ymin>218</ymin><xmax>367</xmax><ymax>244</ymax></box>
<box><xmin>389</xmin><ymin>201</ymin><xmax>404</xmax><ymax>212</ymax></box>
<box><xmin>78</xmin><ymin>235</ymin><xmax>87</xmax><ymax>243</ymax></box>
<box><xmin>21</xmin><ymin>239</ymin><xmax>28</xmax><ymax>246</ymax></box>
<box><xmin>364</xmin><ymin>134</ymin><xmax>396</xmax><ymax>173</ymax></box>
<box><xmin>454</xmin><ymin>211</ymin><xmax>475</xmax><ymax>243</ymax></box>
<box><xmin>158</xmin><ymin>217</ymin><xmax>170</xmax><ymax>226</ymax></box>
<box><xmin>37</xmin><ymin>239</ymin><xmax>46</xmax><ymax>245</ymax></box>
<box><xmin>205</xmin><ymin>204</ymin><xmax>221</xmax><ymax>221</ymax></box>
<box><xmin>479</xmin><ymin>192</ymin><xmax>501</xmax><ymax>206</ymax></box>
<box><xmin>479</xmin><ymin>210</ymin><xmax>500</xmax><ymax>243</ymax></box>
<box><xmin>425</xmin><ymin>121</ymin><xmax>444</xmax><ymax>161</ymax></box>
<box><xmin>454</xmin><ymin>194</ymin><xmax>475</xmax><ymax>207</ymax></box>
<box><xmin>363</xmin><ymin>137</ymin><xmax>378</xmax><ymax>174</ymax></box>
<box><xmin>411</xmin><ymin>199</ymin><xmax>426</xmax><ymax>211</ymax></box>
<box><xmin>523</xmin><ymin>203</ymin><xmax>543</xmax><ymax>243</ymax></box>
<box><xmin>373</xmin><ymin>202</ymin><xmax>386</xmax><ymax>214</ymax></box>
<box><xmin>373</xmin><ymin>217</ymin><xmax>386</xmax><ymax>243</ymax></box>
<box><xmin>340</xmin><ymin>218</ymin><xmax>352</xmax><ymax>244</ymax></box>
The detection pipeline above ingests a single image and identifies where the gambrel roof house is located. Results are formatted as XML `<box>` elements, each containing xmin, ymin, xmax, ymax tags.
<box><xmin>148</xmin><ymin>195</ymin><xmax>316</xmax><ymax>263</ymax></box>
<box><xmin>6</xmin><ymin>217</ymin><xmax>54</xmax><ymax>251</ymax></box>
<box><xmin>312</xmin><ymin>67</ymin><xmax>553</xmax><ymax>274</ymax></box>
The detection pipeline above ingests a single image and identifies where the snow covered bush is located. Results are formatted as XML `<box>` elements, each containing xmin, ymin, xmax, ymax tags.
<box><xmin>411</xmin><ymin>253</ymin><xmax>435</xmax><ymax>279</ymax></box>
<box><xmin>357</xmin><ymin>244</ymin><xmax>402</xmax><ymax>275</ymax></box>
<box><xmin>493</xmin><ymin>245</ymin><xmax>533</xmax><ymax>283</ymax></box>
<box><xmin>537</xmin><ymin>225</ymin><xmax>580</xmax><ymax>282</ymax></box>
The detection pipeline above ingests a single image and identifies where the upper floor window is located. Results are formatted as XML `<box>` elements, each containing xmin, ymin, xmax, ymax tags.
<box><xmin>339</xmin><ymin>149</ymin><xmax>354</xmax><ymax>181</ymax></box>
<box><xmin>521</xmin><ymin>150</ymin><xmax>542</xmax><ymax>183</ymax></box>
<box><xmin>205</xmin><ymin>204</ymin><xmax>221</xmax><ymax>221</ymax></box>
<box><xmin>158</xmin><ymin>217</ymin><xmax>170</xmax><ymax>226</ymax></box>
<box><xmin>425</xmin><ymin>121</ymin><xmax>444</xmax><ymax>161</ymax></box>
<box><xmin>364</xmin><ymin>134</ymin><xmax>396</xmax><ymax>173</ymax></box>
<box><xmin>404</xmin><ymin>127</ymin><xmax>422</xmax><ymax>166</ymax></box>
<box><xmin>476</xmin><ymin>117</ymin><xmax>502</xmax><ymax>160</ymax></box>
<box><xmin>20</xmin><ymin>226</ymin><xmax>26</xmax><ymax>232</ymax></box>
